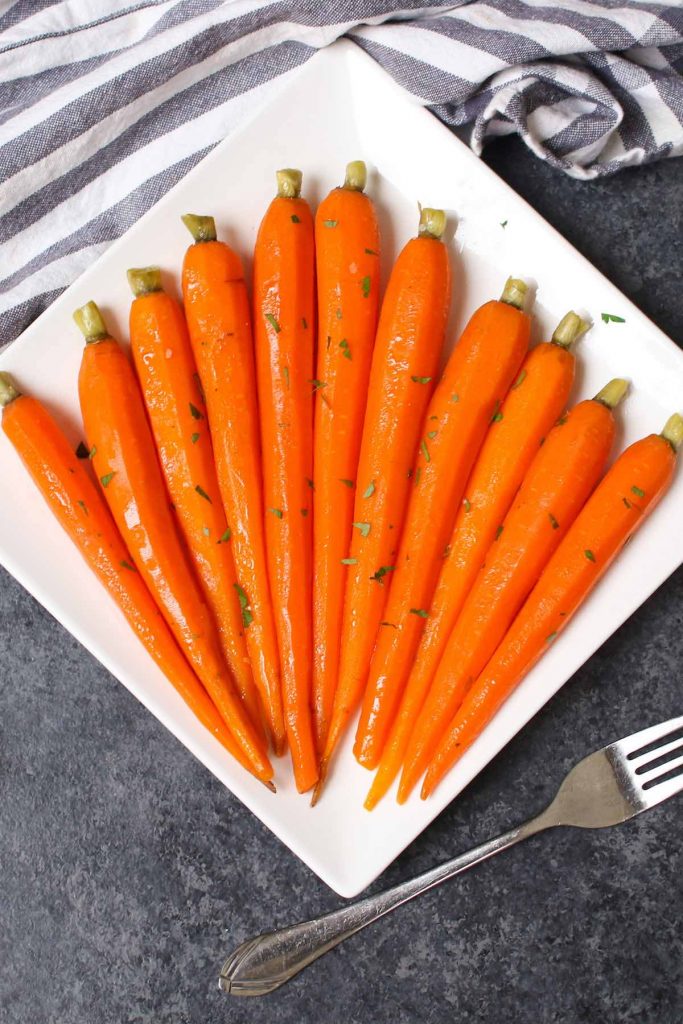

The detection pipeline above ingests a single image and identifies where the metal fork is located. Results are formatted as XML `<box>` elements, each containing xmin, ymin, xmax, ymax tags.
<box><xmin>220</xmin><ymin>715</ymin><xmax>683</xmax><ymax>997</ymax></box>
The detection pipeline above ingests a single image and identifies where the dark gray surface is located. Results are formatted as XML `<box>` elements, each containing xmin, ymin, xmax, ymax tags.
<box><xmin>1</xmin><ymin>135</ymin><xmax>682</xmax><ymax>1024</ymax></box>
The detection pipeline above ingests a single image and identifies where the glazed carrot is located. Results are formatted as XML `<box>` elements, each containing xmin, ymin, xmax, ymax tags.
<box><xmin>127</xmin><ymin>267</ymin><xmax>263</xmax><ymax>736</ymax></box>
<box><xmin>0</xmin><ymin>373</ymin><xmax>269</xmax><ymax>782</ymax></box>
<box><xmin>181</xmin><ymin>214</ymin><xmax>285</xmax><ymax>755</ymax></box>
<box><xmin>422</xmin><ymin>413</ymin><xmax>683</xmax><ymax>799</ymax></box>
<box><xmin>74</xmin><ymin>302</ymin><xmax>273</xmax><ymax>786</ymax></box>
<box><xmin>253</xmin><ymin>169</ymin><xmax>317</xmax><ymax>793</ymax></box>
<box><xmin>314</xmin><ymin>207</ymin><xmax>451</xmax><ymax>799</ymax></box>
<box><xmin>365</xmin><ymin>311</ymin><xmax>584</xmax><ymax>809</ymax></box>
<box><xmin>313</xmin><ymin>160</ymin><xmax>381</xmax><ymax>753</ymax></box>
<box><xmin>398</xmin><ymin>378</ymin><xmax>628</xmax><ymax>802</ymax></box>
<box><xmin>355</xmin><ymin>277</ymin><xmax>532</xmax><ymax>772</ymax></box>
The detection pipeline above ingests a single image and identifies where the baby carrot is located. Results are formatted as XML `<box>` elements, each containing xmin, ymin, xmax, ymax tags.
<box><xmin>253</xmin><ymin>169</ymin><xmax>317</xmax><ymax>793</ymax></box>
<box><xmin>422</xmin><ymin>413</ymin><xmax>683</xmax><ymax>798</ymax></box>
<box><xmin>398</xmin><ymin>379</ymin><xmax>628</xmax><ymax>802</ymax></box>
<box><xmin>181</xmin><ymin>214</ymin><xmax>285</xmax><ymax>755</ymax></box>
<box><xmin>127</xmin><ymin>267</ymin><xmax>263</xmax><ymax>736</ymax></box>
<box><xmin>355</xmin><ymin>277</ymin><xmax>532</xmax><ymax>771</ymax></box>
<box><xmin>313</xmin><ymin>160</ymin><xmax>381</xmax><ymax>753</ymax></box>
<box><xmin>365</xmin><ymin>311</ymin><xmax>584</xmax><ymax>809</ymax></box>
<box><xmin>314</xmin><ymin>207</ymin><xmax>451</xmax><ymax>800</ymax></box>
<box><xmin>0</xmin><ymin>373</ymin><xmax>270</xmax><ymax>783</ymax></box>
<box><xmin>74</xmin><ymin>302</ymin><xmax>273</xmax><ymax>786</ymax></box>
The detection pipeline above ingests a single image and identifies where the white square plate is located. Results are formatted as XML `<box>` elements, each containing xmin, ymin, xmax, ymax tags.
<box><xmin>1</xmin><ymin>41</ymin><xmax>682</xmax><ymax>898</ymax></box>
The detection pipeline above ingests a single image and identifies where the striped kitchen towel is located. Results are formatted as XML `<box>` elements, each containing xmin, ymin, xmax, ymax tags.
<box><xmin>1</xmin><ymin>0</ymin><xmax>682</xmax><ymax>348</ymax></box>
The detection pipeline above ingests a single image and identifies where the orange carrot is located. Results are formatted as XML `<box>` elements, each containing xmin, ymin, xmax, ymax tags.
<box><xmin>365</xmin><ymin>311</ymin><xmax>584</xmax><ymax>809</ymax></box>
<box><xmin>127</xmin><ymin>267</ymin><xmax>263</xmax><ymax>736</ymax></box>
<box><xmin>253</xmin><ymin>169</ymin><xmax>318</xmax><ymax>793</ymax></box>
<box><xmin>355</xmin><ymin>277</ymin><xmax>532</xmax><ymax>772</ymax></box>
<box><xmin>314</xmin><ymin>207</ymin><xmax>451</xmax><ymax>799</ymax></box>
<box><xmin>181</xmin><ymin>214</ymin><xmax>285</xmax><ymax>755</ymax></box>
<box><xmin>74</xmin><ymin>302</ymin><xmax>273</xmax><ymax>786</ymax></box>
<box><xmin>398</xmin><ymin>378</ymin><xmax>628</xmax><ymax>802</ymax></box>
<box><xmin>422</xmin><ymin>413</ymin><xmax>683</xmax><ymax>798</ymax></box>
<box><xmin>313</xmin><ymin>160</ymin><xmax>381</xmax><ymax>753</ymax></box>
<box><xmin>0</xmin><ymin>373</ymin><xmax>268</xmax><ymax>782</ymax></box>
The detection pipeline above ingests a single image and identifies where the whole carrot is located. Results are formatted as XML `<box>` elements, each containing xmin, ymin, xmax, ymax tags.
<box><xmin>0</xmin><ymin>373</ymin><xmax>270</xmax><ymax>783</ymax></box>
<box><xmin>74</xmin><ymin>302</ymin><xmax>273</xmax><ymax>786</ymax></box>
<box><xmin>355</xmin><ymin>277</ymin><xmax>532</xmax><ymax>772</ymax></box>
<box><xmin>422</xmin><ymin>413</ymin><xmax>683</xmax><ymax>799</ymax></box>
<box><xmin>365</xmin><ymin>311</ymin><xmax>584</xmax><ymax>809</ymax></box>
<box><xmin>181</xmin><ymin>214</ymin><xmax>284</xmax><ymax>755</ymax></box>
<box><xmin>313</xmin><ymin>160</ymin><xmax>381</xmax><ymax>753</ymax></box>
<box><xmin>127</xmin><ymin>267</ymin><xmax>263</xmax><ymax>736</ymax></box>
<box><xmin>398</xmin><ymin>379</ymin><xmax>628</xmax><ymax>802</ymax></box>
<box><xmin>253</xmin><ymin>169</ymin><xmax>317</xmax><ymax>793</ymax></box>
<box><xmin>314</xmin><ymin>207</ymin><xmax>451</xmax><ymax>799</ymax></box>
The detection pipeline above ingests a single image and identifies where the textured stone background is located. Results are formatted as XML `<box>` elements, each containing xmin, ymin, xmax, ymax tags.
<box><xmin>1</xmin><ymin>132</ymin><xmax>682</xmax><ymax>1024</ymax></box>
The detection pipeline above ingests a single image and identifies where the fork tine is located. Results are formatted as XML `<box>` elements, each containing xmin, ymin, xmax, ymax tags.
<box><xmin>638</xmin><ymin>767</ymin><xmax>683</xmax><ymax>809</ymax></box>
<box><xmin>616</xmin><ymin>715</ymin><xmax>683</xmax><ymax>759</ymax></box>
<box><xmin>639</xmin><ymin>751</ymin><xmax>683</xmax><ymax>788</ymax></box>
<box><xmin>631</xmin><ymin>736</ymin><xmax>683</xmax><ymax>770</ymax></box>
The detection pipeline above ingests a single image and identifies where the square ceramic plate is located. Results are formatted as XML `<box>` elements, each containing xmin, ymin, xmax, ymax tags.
<box><xmin>1</xmin><ymin>40</ymin><xmax>682</xmax><ymax>898</ymax></box>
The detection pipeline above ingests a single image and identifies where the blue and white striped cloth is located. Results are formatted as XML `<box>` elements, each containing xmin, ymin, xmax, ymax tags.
<box><xmin>1</xmin><ymin>1</ymin><xmax>682</xmax><ymax>349</ymax></box>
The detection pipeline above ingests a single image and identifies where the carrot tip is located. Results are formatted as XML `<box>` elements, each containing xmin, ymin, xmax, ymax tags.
<box><xmin>127</xmin><ymin>266</ymin><xmax>163</xmax><ymax>297</ymax></box>
<box><xmin>181</xmin><ymin>213</ymin><xmax>217</xmax><ymax>243</ymax></box>
<box><xmin>73</xmin><ymin>301</ymin><xmax>109</xmax><ymax>344</ymax></box>
<box><xmin>661</xmin><ymin>413</ymin><xmax>683</xmax><ymax>452</ymax></box>
<box><xmin>276</xmin><ymin>168</ymin><xmax>302</xmax><ymax>199</ymax></box>
<box><xmin>552</xmin><ymin>311</ymin><xmax>590</xmax><ymax>349</ymax></box>
<box><xmin>263</xmin><ymin>780</ymin><xmax>277</xmax><ymax>793</ymax></box>
<box><xmin>418</xmin><ymin>207</ymin><xmax>446</xmax><ymax>241</ymax></box>
<box><xmin>0</xmin><ymin>372</ymin><xmax>21</xmax><ymax>408</ymax></box>
<box><xmin>594</xmin><ymin>378</ymin><xmax>629</xmax><ymax>410</ymax></box>
<box><xmin>344</xmin><ymin>160</ymin><xmax>367</xmax><ymax>192</ymax></box>
<box><xmin>500</xmin><ymin>277</ymin><xmax>528</xmax><ymax>310</ymax></box>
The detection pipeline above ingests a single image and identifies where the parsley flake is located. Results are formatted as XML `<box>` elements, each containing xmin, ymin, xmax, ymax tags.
<box><xmin>192</xmin><ymin>371</ymin><xmax>205</xmax><ymax>404</ymax></box>
<box><xmin>427</xmin><ymin>430</ymin><xmax>437</xmax><ymax>440</ymax></box>
<box><xmin>361</xmin><ymin>275</ymin><xmax>371</xmax><ymax>298</ymax></box>
<box><xmin>601</xmin><ymin>313</ymin><xmax>625</xmax><ymax>324</ymax></box>
<box><xmin>339</xmin><ymin>338</ymin><xmax>351</xmax><ymax>360</ymax></box>
<box><xmin>353</xmin><ymin>521</ymin><xmax>371</xmax><ymax>538</ymax></box>
<box><xmin>310</xmin><ymin>379</ymin><xmax>328</xmax><ymax>392</ymax></box>
<box><xmin>365</xmin><ymin>248</ymin><xmax>379</xmax><ymax>256</ymax></box>
<box><xmin>631</xmin><ymin>485</ymin><xmax>645</xmax><ymax>498</ymax></box>
<box><xmin>202</xmin><ymin>526</ymin><xmax>210</xmax><ymax>537</ymax></box>
<box><xmin>411</xmin><ymin>375</ymin><xmax>432</xmax><ymax>384</ymax></box>
<box><xmin>363</xmin><ymin>480</ymin><xmax>376</xmax><ymax>498</ymax></box>
<box><xmin>269</xmin><ymin>507</ymin><xmax>283</xmax><ymax>518</ymax></box>
<box><xmin>339</xmin><ymin>478</ymin><xmax>354</xmax><ymax>488</ymax></box>
<box><xmin>548</xmin><ymin>513</ymin><xmax>559</xmax><ymax>530</ymax></box>
<box><xmin>500</xmin><ymin>219</ymin><xmax>508</xmax><ymax>228</ymax></box>
<box><xmin>195</xmin><ymin>484</ymin><xmax>212</xmax><ymax>503</ymax></box>
<box><xmin>189</xmin><ymin>402</ymin><xmax>203</xmax><ymax>420</ymax></box>
<box><xmin>218</xmin><ymin>528</ymin><xmax>232</xmax><ymax>543</ymax></box>
<box><xmin>120</xmin><ymin>560</ymin><xmax>136</xmax><ymax>572</ymax></box>
<box><xmin>336</xmin><ymin>308</ymin><xmax>342</xmax><ymax>320</ymax></box>
<box><xmin>463</xmin><ymin>497</ymin><xmax>471</xmax><ymax>512</ymax></box>
<box><xmin>420</xmin><ymin>439</ymin><xmax>430</xmax><ymax>462</ymax></box>
<box><xmin>410</xmin><ymin>608</ymin><xmax>429</xmax><ymax>618</ymax></box>
<box><xmin>234</xmin><ymin>583</ymin><xmax>253</xmax><ymax>628</ymax></box>
<box><xmin>265</xmin><ymin>313</ymin><xmax>281</xmax><ymax>333</ymax></box>
<box><xmin>495</xmin><ymin>525</ymin><xmax>504</xmax><ymax>540</ymax></box>
<box><xmin>291</xmin><ymin>214</ymin><xmax>300</xmax><ymax>223</ymax></box>
<box><xmin>77</xmin><ymin>500</ymin><xmax>88</xmax><ymax>516</ymax></box>
<box><xmin>450</xmin><ymin>393</ymin><xmax>459</xmax><ymax>403</ymax></box>
<box><xmin>546</xmin><ymin>631</ymin><xmax>558</xmax><ymax>643</ymax></box>
<box><xmin>323</xmin><ymin>220</ymin><xmax>338</xmax><ymax>228</ymax></box>
<box><xmin>370</xmin><ymin>565</ymin><xmax>395</xmax><ymax>584</ymax></box>
<box><xmin>341</xmin><ymin>557</ymin><xmax>358</xmax><ymax>565</ymax></box>
<box><xmin>191</xmin><ymin>432</ymin><xmax>200</xmax><ymax>444</ymax></box>
<box><xmin>283</xmin><ymin>366</ymin><xmax>290</xmax><ymax>388</ymax></box>
<box><xmin>100</xmin><ymin>472</ymin><xmax>116</xmax><ymax>488</ymax></box>
<box><xmin>512</xmin><ymin>369</ymin><xmax>527</xmax><ymax>390</ymax></box>
<box><xmin>584</xmin><ymin>549</ymin><xmax>596</xmax><ymax>562</ymax></box>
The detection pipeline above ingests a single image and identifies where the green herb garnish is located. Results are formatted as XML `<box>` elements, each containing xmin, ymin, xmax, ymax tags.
<box><xmin>548</xmin><ymin>513</ymin><xmax>559</xmax><ymax>530</ymax></box>
<box><xmin>291</xmin><ymin>214</ymin><xmax>300</xmax><ymax>224</ymax></box>
<box><xmin>546</xmin><ymin>631</ymin><xmax>558</xmax><ymax>643</ymax></box>
<box><xmin>584</xmin><ymin>549</ymin><xmax>596</xmax><ymax>562</ymax></box>
<box><xmin>202</xmin><ymin>526</ymin><xmax>210</xmax><ymax>537</ymax></box>
<box><xmin>463</xmin><ymin>497</ymin><xmax>471</xmax><ymax>512</ymax></box>
<box><xmin>336</xmin><ymin>308</ymin><xmax>342</xmax><ymax>320</ymax></box>
<box><xmin>339</xmin><ymin>338</ymin><xmax>351</xmax><ymax>360</ymax></box>
<box><xmin>450</xmin><ymin>393</ymin><xmax>459</xmax><ymax>403</ymax></box>
<box><xmin>631</xmin><ymin>485</ymin><xmax>645</xmax><ymax>498</ymax></box>
<box><xmin>283</xmin><ymin>365</ymin><xmax>290</xmax><ymax>388</ymax></box>
<box><xmin>420</xmin><ymin>439</ymin><xmax>430</xmax><ymax>462</ymax></box>
<box><xmin>363</xmin><ymin>480</ymin><xmax>376</xmax><ymax>498</ymax></box>
<box><xmin>427</xmin><ymin>430</ymin><xmax>437</xmax><ymax>440</ymax></box>
<box><xmin>361</xmin><ymin>275</ymin><xmax>371</xmax><ymax>298</ymax></box>
<box><xmin>500</xmin><ymin>219</ymin><xmax>508</xmax><ymax>228</ymax></box>
<box><xmin>370</xmin><ymin>565</ymin><xmax>395</xmax><ymax>584</ymax></box>
<box><xmin>495</xmin><ymin>525</ymin><xmax>503</xmax><ymax>539</ymax></box>
<box><xmin>310</xmin><ymin>379</ymin><xmax>327</xmax><ymax>392</ymax></box>
<box><xmin>189</xmin><ymin>402</ymin><xmax>203</xmax><ymax>420</ymax></box>
<box><xmin>265</xmin><ymin>313</ymin><xmax>281</xmax><ymax>333</ymax></box>
<box><xmin>339</xmin><ymin>478</ymin><xmax>354</xmax><ymax>488</ymax></box>
<box><xmin>269</xmin><ymin>507</ymin><xmax>283</xmax><ymax>518</ymax></box>
<box><xmin>324</xmin><ymin>220</ymin><xmax>338</xmax><ymax>228</ymax></box>
<box><xmin>512</xmin><ymin>369</ymin><xmax>527</xmax><ymax>390</ymax></box>
<box><xmin>365</xmin><ymin>248</ymin><xmax>379</xmax><ymax>256</ymax></box>
<box><xmin>192</xmin><ymin>371</ymin><xmax>205</xmax><ymax>403</ymax></box>
<box><xmin>120</xmin><ymin>560</ymin><xmax>136</xmax><ymax>572</ymax></box>
<box><xmin>601</xmin><ymin>313</ymin><xmax>625</xmax><ymax>324</ymax></box>
<box><xmin>191</xmin><ymin>432</ymin><xmax>200</xmax><ymax>444</ymax></box>
<box><xmin>100</xmin><ymin>472</ymin><xmax>116</xmax><ymax>488</ymax></box>
<box><xmin>410</xmin><ymin>608</ymin><xmax>429</xmax><ymax>618</ymax></box>
<box><xmin>411</xmin><ymin>375</ymin><xmax>432</xmax><ymax>384</ymax></box>
<box><xmin>234</xmin><ymin>583</ymin><xmax>253</xmax><ymax>628</ymax></box>
<box><xmin>77</xmin><ymin>500</ymin><xmax>88</xmax><ymax>516</ymax></box>
<box><xmin>341</xmin><ymin>557</ymin><xmax>358</xmax><ymax>565</ymax></box>
<box><xmin>353</xmin><ymin>521</ymin><xmax>371</xmax><ymax>538</ymax></box>
<box><xmin>218</xmin><ymin>528</ymin><xmax>232</xmax><ymax>543</ymax></box>
<box><xmin>195</xmin><ymin>485</ymin><xmax>211</xmax><ymax>502</ymax></box>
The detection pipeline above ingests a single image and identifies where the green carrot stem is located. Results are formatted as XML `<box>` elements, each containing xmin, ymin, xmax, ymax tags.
<box><xmin>552</xmin><ymin>311</ymin><xmax>590</xmax><ymax>348</ymax></box>
<box><xmin>418</xmin><ymin>207</ymin><xmax>446</xmax><ymax>240</ymax></box>
<box><xmin>181</xmin><ymin>214</ymin><xmax>217</xmax><ymax>243</ymax></box>
<box><xmin>661</xmin><ymin>413</ymin><xmax>683</xmax><ymax>452</ymax></box>
<box><xmin>594</xmin><ymin>378</ymin><xmax>629</xmax><ymax>409</ymax></box>
<box><xmin>0</xmin><ymin>371</ymin><xmax>21</xmax><ymax>408</ymax></box>
<box><xmin>500</xmin><ymin>277</ymin><xmax>528</xmax><ymax>310</ymax></box>
<box><xmin>344</xmin><ymin>160</ymin><xmax>367</xmax><ymax>192</ymax></box>
<box><xmin>73</xmin><ymin>301</ymin><xmax>109</xmax><ymax>344</ymax></box>
<box><xmin>127</xmin><ymin>266</ymin><xmax>163</xmax><ymax>297</ymax></box>
<box><xmin>276</xmin><ymin>169</ymin><xmax>302</xmax><ymax>199</ymax></box>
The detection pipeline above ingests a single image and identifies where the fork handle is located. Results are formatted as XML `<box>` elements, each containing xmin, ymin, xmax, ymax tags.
<box><xmin>219</xmin><ymin>812</ymin><xmax>549</xmax><ymax>997</ymax></box>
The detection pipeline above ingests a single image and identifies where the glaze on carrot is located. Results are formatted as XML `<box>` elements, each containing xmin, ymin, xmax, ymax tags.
<box><xmin>422</xmin><ymin>413</ymin><xmax>683</xmax><ymax>798</ymax></box>
<box><xmin>365</xmin><ymin>311</ymin><xmax>585</xmax><ymax>810</ymax></box>
<box><xmin>127</xmin><ymin>267</ymin><xmax>263</xmax><ymax>736</ymax></box>
<box><xmin>253</xmin><ymin>169</ymin><xmax>318</xmax><ymax>793</ymax></box>
<box><xmin>312</xmin><ymin>161</ymin><xmax>381</xmax><ymax>753</ymax></box>
<box><xmin>314</xmin><ymin>207</ymin><xmax>451</xmax><ymax>800</ymax></box>
<box><xmin>0</xmin><ymin>373</ymin><xmax>269</xmax><ymax>782</ymax></box>
<box><xmin>181</xmin><ymin>214</ymin><xmax>285</xmax><ymax>755</ymax></box>
<box><xmin>74</xmin><ymin>302</ymin><xmax>273</xmax><ymax>786</ymax></box>
<box><xmin>355</xmin><ymin>277</ymin><xmax>532</xmax><ymax>772</ymax></box>
<box><xmin>398</xmin><ymin>378</ymin><xmax>628</xmax><ymax>802</ymax></box>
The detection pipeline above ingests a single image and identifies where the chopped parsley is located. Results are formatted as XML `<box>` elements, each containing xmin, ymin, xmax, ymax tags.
<box><xmin>339</xmin><ymin>338</ymin><xmax>351</xmax><ymax>360</ymax></box>
<box><xmin>341</xmin><ymin>557</ymin><xmax>358</xmax><ymax>565</ymax></box>
<box><xmin>370</xmin><ymin>565</ymin><xmax>395</xmax><ymax>584</ymax></box>
<box><xmin>512</xmin><ymin>369</ymin><xmax>527</xmax><ymax>390</ymax></box>
<box><xmin>120</xmin><ymin>560</ymin><xmax>136</xmax><ymax>572</ymax></box>
<box><xmin>495</xmin><ymin>525</ymin><xmax>504</xmax><ymax>540</ymax></box>
<box><xmin>336</xmin><ymin>308</ymin><xmax>342</xmax><ymax>320</ymax></box>
<box><xmin>234</xmin><ymin>583</ymin><xmax>253</xmax><ymax>628</ymax></box>
<box><xmin>363</xmin><ymin>480</ymin><xmax>376</xmax><ymax>498</ymax></box>
<box><xmin>546</xmin><ymin>631</ymin><xmax>558</xmax><ymax>643</ymax></box>
<box><xmin>548</xmin><ymin>513</ymin><xmax>559</xmax><ymax>530</ymax></box>
<box><xmin>450</xmin><ymin>393</ymin><xmax>459</xmax><ymax>403</ymax></box>
<box><xmin>420</xmin><ymin>439</ymin><xmax>430</xmax><ymax>462</ymax></box>
<box><xmin>191</xmin><ymin>432</ymin><xmax>200</xmax><ymax>444</ymax></box>
<box><xmin>283</xmin><ymin>365</ymin><xmax>290</xmax><ymax>388</ymax></box>
<box><xmin>310</xmin><ymin>379</ymin><xmax>328</xmax><ymax>392</ymax></box>
<box><xmin>189</xmin><ymin>402</ymin><xmax>203</xmax><ymax>420</ymax></box>
<box><xmin>414</xmin><ymin>467</ymin><xmax>421</xmax><ymax>485</ymax></box>
<box><xmin>584</xmin><ymin>549</ymin><xmax>596</xmax><ymax>562</ymax></box>
<box><xmin>353</xmin><ymin>521</ymin><xmax>371</xmax><ymax>538</ymax></box>
<box><xmin>323</xmin><ymin>220</ymin><xmax>338</xmax><ymax>228</ymax></box>
<box><xmin>631</xmin><ymin>485</ymin><xmax>645</xmax><ymax>498</ymax></box>
<box><xmin>218</xmin><ymin>528</ymin><xmax>232</xmax><ymax>543</ymax></box>
<box><xmin>77</xmin><ymin>500</ymin><xmax>88</xmax><ymax>516</ymax></box>
<box><xmin>265</xmin><ymin>313</ymin><xmax>281</xmax><ymax>333</ymax></box>
<box><xmin>192</xmin><ymin>371</ymin><xmax>205</xmax><ymax>403</ymax></box>
<box><xmin>601</xmin><ymin>313</ymin><xmax>625</xmax><ymax>324</ymax></box>
<box><xmin>365</xmin><ymin>248</ymin><xmax>379</xmax><ymax>256</ymax></box>
<box><xmin>500</xmin><ymin>219</ymin><xmax>508</xmax><ymax>228</ymax></box>
<box><xmin>300</xmin><ymin>508</ymin><xmax>308</xmax><ymax>517</ymax></box>
<box><xmin>100</xmin><ymin>472</ymin><xmax>116</xmax><ymax>488</ymax></box>
<box><xmin>195</xmin><ymin>484</ymin><xmax>212</xmax><ymax>502</ymax></box>
<box><xmin>269</xmin><ymin>507</ymin><xmax>283</xmax><ymax>518</ymax></box>
<box><xmin>291</xmin><ymin>214</ymin><xmax>301</xmax><ymax>223</ymax></box>
<box><xmin>410</xmin><ymin>608</ymin><xmax>429</xmax><ymax>618</ymax></box>
<box><xmin>463</xmin><ymin>497</ymin><xmax>471</xmax><ymax>512</ymax></box>
<box><xmin>427</xmin><ymin>430</ymin><xmax>437</xmax><ymax>440</ymax></box>
<box><xmin>339</xmin><ymin>478</ymin><xmax>354</xmax><ymax>488</ymax></box>
<box><xmin>202</xmin><ymin>526</ymin><xmax>210</xmax><ymax>537</ymax></box>
<box><xmin>361</xmin><ymin>275</ymin><xmax>371</xmax><ymax>298</ymax></box>
<box><xmin>411</xmin><ymin>375</ymin><xmax>432</xmax><ymax>384</ymax></box>
<box><xmin>491</xmin><ymin>401</ymin><xmax>502</xmax><ymax>423</ymax></box>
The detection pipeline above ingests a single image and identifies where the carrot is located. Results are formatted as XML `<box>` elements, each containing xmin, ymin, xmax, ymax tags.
<box><xmin>127</xmin><ymin>267</ymin><xmax>263</xmax><ymax>736</ymax></box>
<box><xmin>422</xmin><ymin>413</ymin><xmax>683</xmax><ymax>799</ymax></box>
<box><xmin>0</xmin><ymin>373</ymin><xmax>270</xmax><ymax>783</ymax></box>
<box><xmin>253</xmin><ymin>169</ymin><xmax>317</xmax><ymax>793</ymax></box>
<box><xmin>313</xmin><ymin>207</ymin><xmax>451</xmax><ymax>800</ymax></box>
<box><xmin>398</xmin><ymin>378</ymin><xmax>628</xmax><ymax>802</ymax></box>
<box><xmin>312</xmin><ymin>160</ymin><xmax>381</xmax><ymax>753</ymax></box>
<box><xmin>74</xmin><ymin>302</ymin><xmax>273</xmax><ymax>786</ymax></box>
<box><xmin>365</xmin><ymin>310</ymin><xmax>584</xmax><ymax>810</ymax></box>
<box><xmin>181</xmin><ymin>214</ymin><xmax>285</xmax><ymax>756</ymax></box>
<box><xmin>355</xmin><ymin>277</ymin><xmax>532</xmax><ymax>772</ymax></box>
